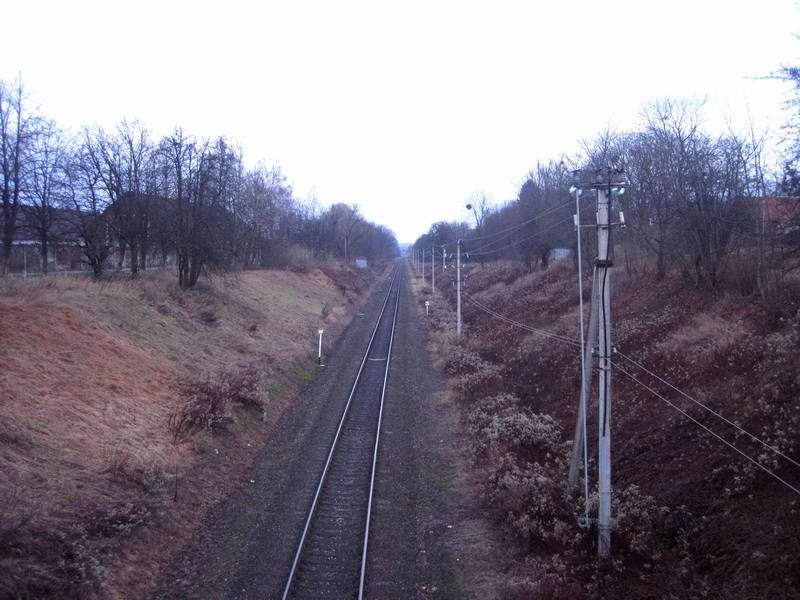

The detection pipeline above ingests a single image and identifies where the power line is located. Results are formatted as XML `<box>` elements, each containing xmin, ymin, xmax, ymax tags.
<box><xmin>615</xmin><ymin>350</ymin><xmax>800</xmax><ymax>472</ymax></box>
<box><xmin>458</xmin><ymin>213</ymin><xmax>542</xmax><ymax>243</ymax></box>
<box><xmin>615</xmin><ymin>362</ymin><xmax>800</xmax><ymax>498</ymax></box>
<box><xmin>463</xmin><ymin>292</ymin><xmax>581</xmax><ymax>348</ymax></box>
<box><xmin>467</xmin><ymin>199</ymin><xmax>596</xmax><ymax>258</ymax></box>
<box><xmin>464</xmin><ymin>197</ymin><xmax>577</xmax><ymax>250</ymax></box>
<box><xmin>466</xmin><ymin>213</ymin><xmax>577</xmax><ymax>258</ymax></box>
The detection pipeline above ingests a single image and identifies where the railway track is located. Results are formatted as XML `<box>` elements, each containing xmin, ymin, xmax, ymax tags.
<box><xmin>281</xmin><ymin>266</ymin><xmax>402</xmax><ymax>599</ymax></box>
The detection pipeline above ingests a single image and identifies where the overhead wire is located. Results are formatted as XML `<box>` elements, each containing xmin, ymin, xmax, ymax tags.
<box><xmin>615</xmin><ymin>362</ymin><xmax>800</xmax><ymax>498</ymax></box>
<box><xmin>449</xmin><ymin>201</ymin><xmax>800</xmax><ymax>543</ymax></box>
<box><xmin>615</xmin><ymin>350</ymin><xmax>800</xmax><ymax>472</ymax></box>
<box><xmin>466</xmin><ymin>214</ymin><xmax>575</xmax><ymax>258</ymax></box>
<box><xmin>416</xmin><ymin>196</ymin><xmax>585</xmax><ymax>256</ymax></box>
<box><xmin>464</xmin><ymin>197</ymin><xmax>578</xmax><ymax>251</ymax></box>
<box><xmin>463</xmin><ymin>292</ymin><xmax>582</xmax><ymax>348</ymax></box>
<box><xmin>457</xmin><ymin>211</ymin><xmax>544</xmax><ymax>244</ymax></box>
<box><xmin>467</xmin><ymin>199</ymin><xmax>599</xmax><ymax>258</ymax></box>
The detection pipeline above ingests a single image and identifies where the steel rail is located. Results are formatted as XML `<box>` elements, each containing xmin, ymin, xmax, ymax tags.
<box><xmin>358</xmin><ymin>271</ymin><xmax>401</xmax><ymax>598</ymax></box>
<box><xmin>281</xmin><ymin>265</ymin><xmax>401</xmax><ymax>599</ymax></box>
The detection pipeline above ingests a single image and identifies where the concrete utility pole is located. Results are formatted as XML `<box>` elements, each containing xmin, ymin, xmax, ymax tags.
<box><xmin>568</xmin><ymin>183</ymin><xmax>589</xmax><ymax>493</ymax></box>
<box><xmin>568</xmin><ymin>266</ymin><xmax>599</xmax><ymax>494</ymax></box>
<box><xmin>596</xmin><ymin>167</ymin><xmax>622</xmax><ymax>557</ymax></box>
<box><xmin>431</xmin><ymin>245</ymin><xmax>435</xmax><ymax>296</ymax></box>
<box><xmin>441</xmin><ymin>245</ymin><xmax>446</xmax><ymax>271</ymax></box>
<box><xmin>567</xmin><ymin>168</ymin><xmax>625</xmax><ymax>557</ymax></box>
<box><xmin>456</xmin><ymin>239</ymin><xmax>462</xmax><ymax>337</ymax></box>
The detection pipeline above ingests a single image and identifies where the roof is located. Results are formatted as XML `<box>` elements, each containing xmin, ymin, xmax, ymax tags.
<box><xmin>0</xmin><ymin>205</ymin><xmax>82</xmax><ymax>244</ymax></box>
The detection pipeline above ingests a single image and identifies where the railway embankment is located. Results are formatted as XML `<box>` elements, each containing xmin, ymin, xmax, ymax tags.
<box><xmin>0</xmin><ymin>264</ymin><xmax>382</xmax><ymax>599</ymax></box>
<box><xmin>155</xmin><ymin>262</ymin><xmax>472</xmax><ymax>599</ymax></box>
<box><xmin>414</xmin><ymin>258</ymin><xmax>800</xmax><ymax>599</ymax></box>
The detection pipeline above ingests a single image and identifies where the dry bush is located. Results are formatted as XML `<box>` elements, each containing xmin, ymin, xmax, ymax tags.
<box><xmin>466</xmin><ymin>393</ymin><xmax>520</xmax><ymax>460</ymax></box>
<box><xmin>0</xmin><ymin>490</ymin><xmax>100</xmax><ymax>599</ymax></box>
<box><xmin>168</xmin><ymin>365</ymin><xmax>266</xmax><ymax>439</ymax></box>
<box><xmin>0</xmin><ymin>420</ymin><xmax>33</xmax><ymax>448</ymax></box>
<box><xmin>482</xmin><ymin>410</ymin><xmax>566</xmax><ymax>463</ymax></box>
<box><xmin>499</xmin><ymin>554</ymin><xmax>586</xmax><ymax>600</ymax></box>
<box><xmin>284</xmin><ymin>244</ymin><xmax>315</xmax><ymax>272</ymax></box>
<box><xmin>444</xmin><ymin>346</ymin><xmax>502</xmax><ymax>400</ymax></box>
<box><xmin>479</xmin><ymin>406</ymin><xmax>574</xmax><ymax>549</ymax></box>
<box><xmin>197</xmin><ymin>309</ymin><xmax>219</xmax><ymax>326</ymax></box>
<box><xmin>101</xmin><ymin>449</ymin><xmax>167</xmax><ymax>494</ymax></box>
<box><xmin>486</xmin><ymin>454</ymin><xmax>575</xmax><ymax>549</ymax></box>
<box><xmin>609</xmin><ymin>485</ymin><xmax>667</xmax><ymax>558</ymax></box>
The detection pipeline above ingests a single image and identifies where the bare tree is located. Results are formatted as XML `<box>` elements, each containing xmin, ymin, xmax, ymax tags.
<box><xmin>159</xmin><ymin>131</ymin><xmax>240</xmax><ymax>289</ymax></box>
<box><xmin>24</xmin><ymin>120</ymin><xmax>67</xmax><ymax>273</ymax></box>
<box><xmin>328</xmin><ymin>203</ymin><xmax>363</xmax><ymax>262</ymax></box>
<box><xmin>65</xmin><ymin>141</ymin><xmax>112</xmax><ymax>277</ymax></box>
<box><xmin>83</xmin><ymin>121</ymin><xmax>155</xmax><ymax>277</ymax></box>
<box><xmin>0</xmin><ymin>79</ymin><xmax>38</xmax><ymax>275</ymax></box>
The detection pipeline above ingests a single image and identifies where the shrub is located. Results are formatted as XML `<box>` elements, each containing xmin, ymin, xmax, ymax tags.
<box><xmin>486</xmin><ymin>454</ymin><xmax>576</xmax><ymax>549</ymax></box>
<box><xmin>102</xmin><ymin>450</ymin><xmax>167</xmax><ymax>494</ymax></box>
<box><xmin>444</xmin><ymin>347</ymin><xmax>502</xmax><ymax>400</ymax></box>
<box><xmin>168</xmin><ymin>365</ymin><xmax>266</xmax><ymax>439</ymax></box>
<box><xmin>483</xmin><ymin>410</ymin><xmax>565</xmax><ymax>463</ymax></box>
<box><xmin>500</xmin><ymin>555</ymin><xmax>585</xmax><ymax>600</ymax></box>
<box><xmin>0</xmin><ymin>491</ymin><xmax>97</xmax><ymax>599</ymax></box>
<box><xmin>611</xmin><ymin>485</ymin><xmax>668</xmax><ymax>558</ymax></box>
<box><xmin>283</xmin><ymin>244</ymin><xmax>315</xmax><ymax>272</ymax></box>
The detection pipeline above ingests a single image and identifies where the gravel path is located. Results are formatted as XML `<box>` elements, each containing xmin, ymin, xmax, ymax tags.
<box><xmin>152</xmin><ymin>264</ymin><xmax>465</xmax><ymax>599</ymax></box>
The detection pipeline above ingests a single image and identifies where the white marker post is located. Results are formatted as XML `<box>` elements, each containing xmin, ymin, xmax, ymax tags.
<box><xmin>425</xmin><ymin>300</ymin><xmax>430</xmax><ymax>316</ymax></box>
<box><xmin>317</xmin><ymin>328</ymin><xmax>324</xmax><ymax>365</ymax></box>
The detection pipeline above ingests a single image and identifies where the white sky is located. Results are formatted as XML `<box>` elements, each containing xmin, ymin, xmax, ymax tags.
<box><xmin>2</xmin><ymin>0</ymin><xmax>799</xmax><ymax>242</ymax></box>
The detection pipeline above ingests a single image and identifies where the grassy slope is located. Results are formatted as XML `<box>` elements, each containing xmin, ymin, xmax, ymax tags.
<box><xmin>0</xmin><ymin>265</ymin><xmax>379</xmax><ymax>598</ymax></box>
<box><xmin>419</xmin><ymin>259</ymin><xmax>800</xmax><ymax>599</ymax></box>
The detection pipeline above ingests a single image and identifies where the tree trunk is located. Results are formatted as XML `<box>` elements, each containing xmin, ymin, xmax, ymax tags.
<box><xmin>91</xmin><ymin>258</ymin><xmax>104</xmax><ymax>278</ymax></box>
<box><xmin>41</xmin><ymin>240</ymin><xmax>49</xmax><ymax>274</ymax></box>
<box><xmin>139</xmin><ymin>241</ymin><xmax>147</xmax><ymax>271</ymax></box>
<box><xmin>655</xmin><ymin>245</ymin><xmax>666</xmax><ymax>281</ymax></box>
<box><xmin>0</xmin><ymin>229</ymin><xmax>12</xmax><ymax>276</ymax></box>
<box><xmin>129</xmin><ymin>241</ymin><xmax>139</xmax><ymax>278</ymax></box>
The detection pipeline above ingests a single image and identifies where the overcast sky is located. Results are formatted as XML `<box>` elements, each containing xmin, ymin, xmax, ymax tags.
<box><xmin>2</xmin><ymin>0</ymin><xmax>799</xmax><ymax>242</ymax></box>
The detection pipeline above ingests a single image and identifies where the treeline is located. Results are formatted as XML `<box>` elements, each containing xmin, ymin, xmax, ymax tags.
<box><xmin>414</xmin><ymin>98</ymin><xmax>800</xmax><ymax>295</ymax></box>
<box><xmin>0</xmin><ymin>79</ymin><xmax>398</xmax><ymax>288</ymax></box>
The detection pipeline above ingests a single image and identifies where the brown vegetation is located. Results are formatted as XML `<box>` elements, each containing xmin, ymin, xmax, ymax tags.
<box><xmin>0</xmin><ymin>263</ymin><xmax>380</xmax><ymax>598</ymax></box>
<box><xmin>414</xmin><ymin>259</ymin><xmax>800</xmax><ymax>599</ymax></box>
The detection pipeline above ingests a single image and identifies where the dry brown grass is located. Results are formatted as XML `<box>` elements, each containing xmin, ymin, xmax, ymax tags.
<box><xmin>0</xmin><ymin>264</ymin><xmax>377</xmax><ymax>598</ymax></box>
<box><xmin>418</xmin><ymin>257</ymin><xmax>800</xmax><ymax>599</ymax></box>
